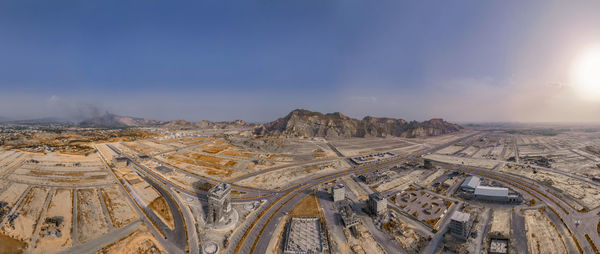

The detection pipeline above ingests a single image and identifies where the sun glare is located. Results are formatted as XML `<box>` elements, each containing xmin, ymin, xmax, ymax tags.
<box><xmin>572</xmin><ymin>46</ymin><xmax>600</xmax><ymax>100</ymax></box>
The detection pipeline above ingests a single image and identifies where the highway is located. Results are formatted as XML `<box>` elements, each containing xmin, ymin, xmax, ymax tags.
<box><xmin>96</xmin><ymin>132</ymin><xmax>480</xmax><ymax>254</ymax></box>
<box><xmin>231</xmin><ymin>131</ymin><xmax>481</xmax><ymax>254</ymax></box>
<box><xmin>102</xmin><ymin>145</ymin><xmax>191</xmax><ymax>253</ymax></box>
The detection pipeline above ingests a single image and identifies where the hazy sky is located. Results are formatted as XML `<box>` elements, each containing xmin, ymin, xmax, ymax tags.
<box><xmin>1</xmin><ymin>1</ymin><xmax>600</xmax><ymax>123</ymax></box>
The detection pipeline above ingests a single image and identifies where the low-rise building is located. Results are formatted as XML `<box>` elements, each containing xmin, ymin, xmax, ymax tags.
<box><xmin>449</xmin><ymin>211</ymin><xmax>472</xmax><ymax>240</ymax></box>
<box><xmin>474</xmin><ymin>186</ymin><xmax>521</xmax><ymax>203</ymax></box>
<box><xmin>338</xmin><ymin>204</ymin><xmax>359</xmax><ymax>228</ymax></box>
<box><xmin>368</xmin><ymin>193</ymin><xmax>387</xmax><ymax>215</ymax></box>
<box><xmin>332</xmin><ymin>184</ymin><xmax>345</xmax><ymax>202</ymax></box>
<box><xmin>460</xmin><ymin>176</ymin><xmax>481</xmax><ymax>193</ymax></box>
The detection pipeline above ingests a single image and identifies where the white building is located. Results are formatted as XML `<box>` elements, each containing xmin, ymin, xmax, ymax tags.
<box><xmin>474</xmin><ymin>186</ymin><xmax>521</xmax><ymax>203</ymax></box>
<box><xmin>332</xmin><ymin>184</ymin><xmax>345</xmax><ymax>202</ymax></box>
<box><xmin>449</xmin><ymin>211</ymin><xmax>472</xmax><ymax>240</ymax></box>
<box><xmin>460</xmin><ymin>176</ymin><xmax>481</xmax><ymax>192</ymax></box>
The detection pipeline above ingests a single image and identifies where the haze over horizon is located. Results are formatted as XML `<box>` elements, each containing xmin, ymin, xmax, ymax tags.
<box><xmin>1</xmin><ymin>1</ymin><xmax>600</xmax><ymax>123</ymax></box>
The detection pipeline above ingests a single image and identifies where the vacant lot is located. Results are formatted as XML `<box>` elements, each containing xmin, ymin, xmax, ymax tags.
<box><xmin>33</xmin><ymin>189</ymin><xmax>73</xmax><ymax>253</ymax></box>
<box><xmin>524</xmin><ymin>209</ymin><xmax>567</xmax><ymax>254</ymax></box>
<box><xmin>1</xmin><ymin>186</ymin><xmax>49</xmax><ymax>246</ymax></box>
<box><xmin>100</xmin><ymin>186</ymin><xmax>139</xmax><ymax>228</ymax></box>
<box><xmin>148</xmin><ymin>197</ymin><xmax>174</xmax><ymax>230</ymax></box>
<box><xmin>289</xmin><ymin>194</ymin><xmax>320</xmax><ymax>217</ymax></box>
<box><xmin>76</xmin><ymin>188</ymin><xmax>110</xmax><ymax>244</ymax></box>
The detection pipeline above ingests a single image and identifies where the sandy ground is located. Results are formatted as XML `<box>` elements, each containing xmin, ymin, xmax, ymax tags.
<box><xmin>436</xmin><ymin>145</ymin><xmax>464</xmax><ymax>155</ymax></box>
<box><xmin>1</xmin><ymin>186</ymin><xmax>49</xmax><ymax>245</ymax></box>
<box><xmin>376</xmin><ymin>170</ymin><xmax>425</xmax><ymax>192</ymax></box>
<box><xmin>419</xmin><ymin>169</ymin><xmax>445</xmax><ymax>187</ymax></box>
<box><xmin>0</xmin><ymin>182</ymin><xmax>29</xmax><ymax>207</ymax></box>
<box><xmin>423</xmin><ymin>154</ymin><xmax>500</xmax><ymax>169</ymax></box>
<box><xmin>289</xmin><ymin>194</ymin><xmax>320</xmax><ymax>217</ymax></box>
<box><xmin>33</xmin><ymin>189</ymin><xmax>73</xmax><ymax>253</ymax></box>
<box><xmin>236</xmin><ymin>160</ymin><xmax>348</xmax><ymax>190</ymax></box>
<box><xmin>148</xmin><ymin>197</ymin><xmax>174</xmax><ymax>230</ymax></box>
<box><xmin>502</xmin><ymin>165</ymin><xmax>600</xmax><ymax>209</ymax></box>
<box><xmin>489</xmin><ymin>209</ymin><xmax>510</xmax><ymax>237</ymax></box>
<box><xmin>96</xmin><ymin>224</ymin><xmax>165</xmax><ymax>254</ymax></box>
<box><xmin>344</xmin><ymin>223</ymin><xmax>385</xmax><ymax>254</ymax></box>
<box><xmin>76</xmin><ymin>188</ymin><xmax>110</xmax><ymax>244</ymax></box>
<box><xmin>100</xmin><ymin>186</ymin><xmax>139</xmax><ymax>228</ymax></box>
<box><xmin>524</xmin><ymin>209</ymin><xmax>567</xmax><ymax>254</ymax></box>
<box><xmin>342</xmin><ymin>176</ymin><xmax>369</xmax><ymax>201</ymax></box>
<box><xmin>7</xmin><ymin>152</ymin><xmax>114</xmax><ymax>187</ymax></box>
<box><xmin>329</xmin><ymin>137</ymin><xmax>414</xmax><ymax>157</ymax></box>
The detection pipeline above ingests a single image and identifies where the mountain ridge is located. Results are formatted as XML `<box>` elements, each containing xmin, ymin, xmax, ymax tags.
<box><xmin>254</xmin><ymin>109</ymin><xmax>462</xmax><ymax>138</ymax></box>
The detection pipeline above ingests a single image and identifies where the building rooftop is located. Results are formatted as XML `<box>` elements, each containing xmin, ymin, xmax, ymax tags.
<box><xmin>369</xmin><ymin>192</ymin><xmax>385</xmax><ymax>201</ymax></box>
<box><xmin>474</xmin><ymin>186</ymin><xmax>509</xmax><ymax>197</ymax></box>
<box><xmin>461</xmin><ymin>176</ymin><xmax>481</xmax><ymax>189</ymax></box>
<box><xmin>209</xmin><ymin>183</ymin><xmax>231</xmax><ymax>197</ymax></box>
<box><xmin>450</xmin><ymin>211</ymin><xmax>470</xmax><ymax>222</ymax></box>
<box><xmin>284</xmin><ymin>218</ymin><xmax>324</xmax><ymax>254</ymax></box>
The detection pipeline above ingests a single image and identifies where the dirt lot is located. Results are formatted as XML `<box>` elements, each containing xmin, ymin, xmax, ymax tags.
<box><xmin>376</xmin><ymin>170</ymin><xmax>425</xmax><ymax>192</ymax></box>
<box><xmin>76</xmin><ymin>188</ymin><xmax>110</xmax><ymax>244</ymax></box>
<box><xmin>148</xmin><ymin>197</ymin><xmax>174</xmax><ymax>230</ymax></box>
<box><xmin>7</xmin><ymin>152</ymin><xmax>114</xmax><ymax>187</ymax></box>
<box><xmin>289</xmin><ymin>194</ymin><xmax>320</xmax><ymax>217</ymax></box>
<box><xmin>0</xmin><ymin>182</ymin><xmax>29</xmax><ymax>207</ymax></box>
<box><xmin>0</xmin><ymin>233</ymin><xmax>26</xmax><ymax>254</ymax></box>
<box><xmin>524</xmin><ymin>209</ymin><xmax>567</xmax><ymax>254</ymax></box>
<box><xmin>96</xmin><ymin>224</ymin><xmax>165</xmax><ymax>254</ymax></box>
<box><xmin>100</xmin><ymin>186</ymin><xmax>139</xmax><ymax>228</ymax></box>
<box><xmin>423</xmin><ymin>154</ymin><xmax>500</xmax><ymax>169</ymax></box>
<box><xmin>33</xmin><ymin>189</ymin><xmax>73</xmax><ymax>253</ymax></box>
<box><xmin>1</xmin><ymin>186</ymin><xmax>49</xmax><ymax>245</ymax></box>
<box><xmin>489</xmin><ymin>209</ymin><xmax>510</xmax><ymax>237</ymax></box>
<box><xmin>502</xmin><ymin>165</ymin><xmax>600</xmax><ymax>209</ymax></box>
<box><xmin>236</xmin><ymin>160</ymin><xmax>349</xmax><ymax>190</ymax></box>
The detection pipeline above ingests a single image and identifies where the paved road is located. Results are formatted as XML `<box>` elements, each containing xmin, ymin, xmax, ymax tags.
<box><xmin>232</xmin><ymin>131</ymin><xmax>481</xmax><ymax>254</ymax></box>
<box><xmin>95</xmin><ymin>146</ymin><xmax>182</xmax><ymax>253</ymax></box>
<box><xmin>128</xmin><ymin>161</ymin><xmax>191</xmax><ymax>253</ymax></box>
<box><xmin>511</xmin><ymin>210</ymin><xmax>529</xmax><ymax>254</ymax></box>
<box><xmin>420</xmin><ymin>201</ymin><xmax>460</xmax><ymax>254</ymax></box>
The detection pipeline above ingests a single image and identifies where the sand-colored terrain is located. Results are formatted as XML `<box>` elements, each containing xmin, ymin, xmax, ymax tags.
<box><xmin>423</xmin><ymin>154</ymin><xmax>500</xmax><ymax>169</ymax></box>
<box><xmin>502</xmin><ymin>165</ymin><xmax>600</xmax><ymax>209</ymax></box>
<box><xmin>7</xmin><ymin>153</ymin><xmax>114</xmax><ymax>187</ymax></box>
<box><xmin>1</xmin><ymin>186</ymin><xmax>49</xmax><ymax>246</ymax></box>
<box><xmin>376</xmin><ymin>170</ymin><xmax>425</xmax><ymax>192</ymax></box>
<box><xmin>33</xmin><ymin>188</ymin><xmax>73</xmax><ymax>253</ymax></box>
<box><xmin>524</xmin><ymin>209</ymin><xmax>567</xmax><ymax>254</ymax></box>
<box><xmin>76</xmin><ymin>188</ymin><xmax>110</xmax><ymax>244</ymax></box>
<box><xmin>289</xmin><ymin>194</ymin><xmax>320</xmax><ymax>217</ymax></box>
<box><xmin>489</xmin><ymin>209</ymin><xmax>510</xmax><ymax>237</ymax></box>
<box><xmin>236</xmin><ymin>160</ymin><xmax>349</xmax><ymax>190</ymax></box>
<box><xmin>148</xmin><ymin>197</ymin><xmax>174</xmax><ymax>230</ymax></box>
<box><xmin>96</xmin><ymin>224</ymin><xmax>165</xmax><ymax>254</ymax></box>
<box><xmin>100</xmin><ymin>186</ymin><xmax>139</xmax><ymax>228</ymax></box>
<box><xmin>0</xmin><ymin>183</ymin><xmax>29</xmax><ymax>207</ymax></box>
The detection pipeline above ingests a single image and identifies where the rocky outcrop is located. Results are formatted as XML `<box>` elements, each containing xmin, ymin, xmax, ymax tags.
<box><xmin>255</xmin><ymin>109</ymin><xmax>462</xmax><ymax>138</ymax></box>
<box><xmin>79</xmin><ymin>113</ymin><xmax>164</xmax><ymax>127</ymax></box>
<box><xmin>161</xmin><ymin>119</ymin><xmax>253</xmax><ymax>130</ymax></box>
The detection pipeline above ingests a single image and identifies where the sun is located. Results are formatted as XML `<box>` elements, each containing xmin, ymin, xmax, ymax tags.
<box><xmin>572</xmin><ymin>46</ymin><xmax>600</xmax><ymax>100</ymax></box>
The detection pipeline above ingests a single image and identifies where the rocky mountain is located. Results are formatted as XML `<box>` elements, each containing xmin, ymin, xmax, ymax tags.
<box><xmin>161</xmin><ymin>119</ymin><xmax>254</xmax><ymax>130</ymax></box>
<box><xmin>254</xmin><ymin>109</ymin><xmax>462</xmax><ymax>138</ymax></box>
<box><xmin>79</xmin><ymin>113</ymin><xmax>164</xmax><ymax>127</ymax></box>
<box><xmin>80</xmin><ymin>113</ymin><xmax>254</xmax><ymax>129</ymax></box>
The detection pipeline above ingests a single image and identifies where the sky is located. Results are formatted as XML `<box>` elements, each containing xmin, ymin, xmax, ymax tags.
<box><xmin>1</xmin><ymin>1</ymin><xmax>600</xmax><ymax>123</ymax></box>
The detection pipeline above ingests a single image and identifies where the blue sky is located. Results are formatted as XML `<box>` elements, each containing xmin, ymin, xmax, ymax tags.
<box><xmin>1</xmin><ymin>1</ymin><xmax>600</xmax><ymax>122</ymax></box>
